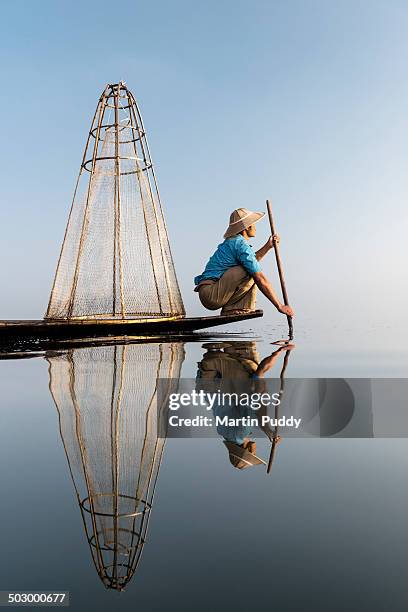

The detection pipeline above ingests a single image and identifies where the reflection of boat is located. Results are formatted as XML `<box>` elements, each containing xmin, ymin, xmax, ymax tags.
<box><xmin>47</xmin><ymin>341</ymin><xmax>184</xmax><ymax>590</ymax></box>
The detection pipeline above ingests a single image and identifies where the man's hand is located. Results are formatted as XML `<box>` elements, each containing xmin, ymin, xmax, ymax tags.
<box><xmin>256</xmin><ymin>234</ymin><xmax>280</xmax><ymax>261</ymax></box>
<box><xmin>279</xmin><ymin>303</ymin><xmax>294</xmax><ymax>317</ymax></box>
<box><xmin>276</xmin><ymin>343</ymin><xmax>296</xmax><ymax>351</ymax></box>
<box><xmin>266</xmin><ymin>234</ymin><xmax>280</xmax><ymax>249</ymax></box>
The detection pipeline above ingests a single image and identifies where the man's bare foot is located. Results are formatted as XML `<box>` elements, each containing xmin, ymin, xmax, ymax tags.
<box><xmin>220</xmin><ymin>308</ymin><xmax>255</xmax><ymax>316</ymax></box>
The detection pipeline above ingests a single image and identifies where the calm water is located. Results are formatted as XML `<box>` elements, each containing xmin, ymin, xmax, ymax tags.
<box><xmin>1</xmin><ymin>315</ymin><xmax>407</xmax><ymax>611</ymax></box>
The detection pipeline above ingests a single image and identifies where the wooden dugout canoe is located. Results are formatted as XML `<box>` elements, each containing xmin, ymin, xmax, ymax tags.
<box><xmin>0</xmin><ymin>310</ymin><xmax>263</xmax><ymax>343</ymax></box>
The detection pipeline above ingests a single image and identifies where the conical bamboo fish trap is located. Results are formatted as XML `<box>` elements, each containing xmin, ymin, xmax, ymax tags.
<box><xmin>47</xmin><ymin>342</ymin><xmax>185</xmax><ymax>590</ymax></box>
<box><xmin>46</xmin><ymin>82</ymin><xmax>185</xmax><ymax>321</ymax></box>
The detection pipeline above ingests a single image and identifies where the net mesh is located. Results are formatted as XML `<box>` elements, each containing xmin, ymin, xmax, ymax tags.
<box><xmin>46</xmin><ymin>83</ymin><xmax>184</xmax><ymax>320</ymax></box>
<box><xmin>47</xmin><ymin>341</ymin><xmax>185</xmax><ymax>590</ymax></box>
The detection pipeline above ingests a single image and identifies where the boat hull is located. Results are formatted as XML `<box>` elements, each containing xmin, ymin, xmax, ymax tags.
<box><xmin>0</xmin><ymin>310</ymin><xmax>263</xmax><ymax>342</ymax></box>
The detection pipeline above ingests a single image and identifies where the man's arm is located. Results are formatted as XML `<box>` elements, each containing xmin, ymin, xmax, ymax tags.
<box><xmin>252</xmin><ymin>271</ymin><xmax>294</xmax><ymax>316</ymax></box>
<box><xmin>256</xmin><ymin>345</ymin><xmax>295</xmax><ymax>377</ymax></box>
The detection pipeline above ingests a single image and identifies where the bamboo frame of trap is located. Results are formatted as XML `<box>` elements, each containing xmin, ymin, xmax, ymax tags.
<box><xmin>46</xmin><ymin>82</ymin><xmax>185</xmax><ymax>321</ymax></box>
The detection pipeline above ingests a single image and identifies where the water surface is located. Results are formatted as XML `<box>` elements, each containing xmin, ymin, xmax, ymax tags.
<box><xmin>1</xmin><ymin>316</ymin><xmax>407</xmax><ymax>611</ymax></box>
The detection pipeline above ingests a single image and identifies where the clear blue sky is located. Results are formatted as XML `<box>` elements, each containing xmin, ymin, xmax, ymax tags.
<box><xmin>0</xmin><ymin>0</ymin><xmax>407</xmax><ymax>327</ymax></box>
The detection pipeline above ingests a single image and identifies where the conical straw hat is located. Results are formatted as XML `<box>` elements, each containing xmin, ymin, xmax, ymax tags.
<box><xmin>223</xmin><ymin>440</ymin><xmax>266</xmax><ymax>469</ymax></box>
<box><xmin>224</xmin><ymin>208</ymin><xmax>265</xmax><ymax>239</ymax></box>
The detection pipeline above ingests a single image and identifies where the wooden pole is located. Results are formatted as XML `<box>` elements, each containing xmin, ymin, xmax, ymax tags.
<box><xmin>267</xmin><ymin>348</ymin><xmax>291</xmax><ymax>474</ymax></box>
<box><xmin>266</xmin><ymin>199</ymin><xmax>293</xmax><ymax>339</ymax></box>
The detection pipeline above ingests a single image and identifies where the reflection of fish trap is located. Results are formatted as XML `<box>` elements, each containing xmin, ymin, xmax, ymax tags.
<box><xmin>47</xmin><ymin>342</ymin><xmax>184</xmax><ymax>590</ymax></box>
<box><xmin>46</xmin><ymin>82</ymin><xmax>184</xmax><ymax>320</ymax></box>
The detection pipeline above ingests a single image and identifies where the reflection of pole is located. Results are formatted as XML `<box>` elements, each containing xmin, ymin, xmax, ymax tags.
<box><xmin>266</xmin><ymin>199</ymin><xmax>293</xmax><ymax>340</ymax></box>
<box><xmin>267</xmin><ymin>349</ymin><xmax>291</xmax><ymax>474</ymax></box>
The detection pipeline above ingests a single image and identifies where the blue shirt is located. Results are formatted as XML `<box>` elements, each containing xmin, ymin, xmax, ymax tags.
<box><xmin>212</xmin><ymin>402</ymin><xmax>254</xmax><ymax>445</ymax></box>
<box><xmin>194</xmin><ymin>235</ymin><xmax>261</xmax><ymax>285</ymax></box>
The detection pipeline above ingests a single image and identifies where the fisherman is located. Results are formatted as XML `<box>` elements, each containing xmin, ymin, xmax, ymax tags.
<box><xmin>194</xmin><ymin>208</ymin><xmax>294</xmax><ymax>317</ymax></box>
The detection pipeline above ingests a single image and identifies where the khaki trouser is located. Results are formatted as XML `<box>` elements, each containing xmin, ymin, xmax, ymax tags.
<box><xmin>199</xmin><ymin>342</ymin><xmax>261</xmax><ymax>378</ymax></box>
<box><xmin>196</xmin><ymin>265</ymin><xmax>256</xmax><ymax>313</ymax></box>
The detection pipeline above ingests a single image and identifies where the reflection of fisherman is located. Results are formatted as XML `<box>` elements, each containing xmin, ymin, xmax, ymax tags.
<box><xmin>196</xmin><ymin>341</ymin><xmax>294</xmax><ymax>469</ymax></box>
